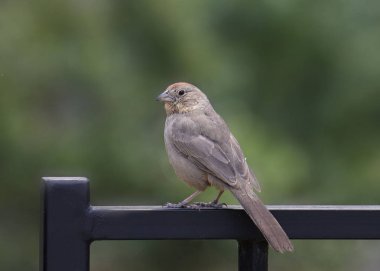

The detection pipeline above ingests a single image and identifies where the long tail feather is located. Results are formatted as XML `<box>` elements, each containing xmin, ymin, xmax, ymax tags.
<box><xmin>230</xmin><ymin>187</ymin><xmax>293</xmax><ymax>253</ymax></box>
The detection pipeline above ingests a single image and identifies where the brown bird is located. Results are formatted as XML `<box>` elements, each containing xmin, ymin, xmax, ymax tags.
<box><xmin>156</xmin><ymin>82</ymin><xmax>293</xmax><ymax>253</ymax></box>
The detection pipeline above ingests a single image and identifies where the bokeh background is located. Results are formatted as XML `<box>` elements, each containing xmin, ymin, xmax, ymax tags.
<box><xmin>1</xmin><ymin>0</ymin><xmax>380</xmax><ymax>270</ymax></box>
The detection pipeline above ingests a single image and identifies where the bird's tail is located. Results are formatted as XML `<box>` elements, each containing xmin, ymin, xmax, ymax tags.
<box><xmin>230</xmin><ymin>186</ymin><xmax>293</xmax><ymax>253</ymax></box>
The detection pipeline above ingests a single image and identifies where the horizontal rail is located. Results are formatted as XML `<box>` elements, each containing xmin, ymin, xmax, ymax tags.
<box><xmin>41</xmin><ymin>177</ymin><xmax>380</xmax><ymax>271</ymax></box>
<box><xmin>89</xmin><ymin>205</ymin><xmax>380</xmax><ymax>240</ymax></box>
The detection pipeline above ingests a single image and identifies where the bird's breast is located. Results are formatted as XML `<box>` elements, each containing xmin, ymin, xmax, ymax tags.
<box><xmin>163</xmin><ymin>116</ymin><xmax>208</xmax><ymax>190</ymax></box>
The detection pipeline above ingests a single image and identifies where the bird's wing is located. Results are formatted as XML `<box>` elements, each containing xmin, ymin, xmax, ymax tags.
<box><xmin>229</xmin><ymin>133</ymin><xmax>261</xmax><ymax>192</ymax></box>
<box><xmin>171</xmin><ymin>114</ymin><xmax>260</xmax><ymax>190</ymax></box>
<box><xmin>173</xmin><ymin>132</ymin><xmax>239</xmax><ymax>187</ymax></box>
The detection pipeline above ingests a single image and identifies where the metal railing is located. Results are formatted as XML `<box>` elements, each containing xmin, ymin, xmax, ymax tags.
<box><xmin>41</xmin><ymin>177</ymin><xmax>380</xmax><ymax>271</ymax></box>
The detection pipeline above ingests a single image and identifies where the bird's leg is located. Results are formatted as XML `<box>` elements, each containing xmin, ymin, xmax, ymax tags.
<box><xmin>164</xmin><ymin>191</ymin><xmax>202</xmax><ymax>208</ymax></box>
<box><xmin>210</xmin><ymin>190</ymin><xmax>227</xmax><ymax>208</ymax></box>
<box><xmin>191</xmin><ymin>191</ymin><xmax>226</xmax><ymax>209</ymax></box>
<box><xmin>211</xmin><ymin>190</ymin><xmax>224</xmax><ymax>205</ymax></box>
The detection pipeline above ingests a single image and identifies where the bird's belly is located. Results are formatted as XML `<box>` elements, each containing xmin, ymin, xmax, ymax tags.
<box><xmin>165</xmin><ymin>139</ymin><xmax>209</xmax><ymax>191</ymax></box>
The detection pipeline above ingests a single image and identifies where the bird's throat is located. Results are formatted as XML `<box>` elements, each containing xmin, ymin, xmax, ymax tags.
<box><xmin>164</xmin><ymin>101</ymin><xmax>202</xmax><ymax>115</ymax></box>
<box><xmin>164</xmin><ymin>103</ymin><xmax>178</xmax><ymax>115</ymax></box>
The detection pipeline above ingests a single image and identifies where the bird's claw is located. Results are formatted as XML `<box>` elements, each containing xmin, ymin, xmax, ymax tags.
<box><xmin>163</xmin><ymin>202</ymin><xmax>187</xmax><ymax>208</ymax></box>
<box><xmin>188</xmin><ymin>202</ymin><xmax>227</xmax><ymax>209</ymax></box>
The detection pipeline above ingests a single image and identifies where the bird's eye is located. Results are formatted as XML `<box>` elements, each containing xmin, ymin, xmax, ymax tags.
<box><xmin>178</xmin><ymin>90</ymin><xmax>185</xmax><ymax>96</ymax></box>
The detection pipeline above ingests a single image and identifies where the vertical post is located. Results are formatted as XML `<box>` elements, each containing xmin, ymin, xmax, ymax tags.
<box><xmin>238</xmin><ymin>240</ymin><xmax>268</xmax><ymax>271</ymax></box>
<box><xmin>41</xmin><ymin>177</ymin><xmax>90</xmax><ymax>271</ymax></box>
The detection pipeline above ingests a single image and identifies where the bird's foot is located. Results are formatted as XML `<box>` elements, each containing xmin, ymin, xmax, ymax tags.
<box><xmin>188</xmin><ymin>202</ymin><xmax>227</xmax><ymax>209</ymax></box>
<box><xmin>163</xmin><ymin>202</ymin><xmax>187</xmax><ymax>208</ymax></box>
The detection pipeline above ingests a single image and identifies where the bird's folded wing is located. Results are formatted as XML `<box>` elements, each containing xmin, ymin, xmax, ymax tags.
<box><xmin>229</xmin><ymin>134</ymin><xmax>261</xmax><ymax>192</ymax></box>
<box><xmin>172</xmin><ymin>133</ymin><xmax>241</xmax><ymax>187</ymax></box>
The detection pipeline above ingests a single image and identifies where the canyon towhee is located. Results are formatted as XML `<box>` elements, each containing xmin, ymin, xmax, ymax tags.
<box><xmin>156</xmin><ymin>82</ymin><xmax>293</xmax><ymax>253</ymax></box>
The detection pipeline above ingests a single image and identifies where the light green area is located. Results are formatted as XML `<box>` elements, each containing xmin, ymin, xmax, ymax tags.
<box><xmin>1</xmin><ymin>1</ymin><xmax>380</xmax><ymax>270</ymax></box>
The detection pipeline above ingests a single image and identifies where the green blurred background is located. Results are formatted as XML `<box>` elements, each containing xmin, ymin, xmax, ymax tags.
<box><xmin>1</xmin><ymin>0</ymin><xmax>380</xmax><ymax>270</ymax></box>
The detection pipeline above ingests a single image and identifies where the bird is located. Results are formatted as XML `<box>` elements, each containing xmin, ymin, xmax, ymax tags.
<box><xmin>156</xmin><ymin>82</ymin><xmax>293</xmax><ymax>253</ymax></box>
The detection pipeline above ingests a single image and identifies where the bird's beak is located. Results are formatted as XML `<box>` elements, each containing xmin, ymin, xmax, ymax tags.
<box><xmin>155</xmin><ymin>91</ymin><xmax>174</xmax><ymax>102</ymax></box>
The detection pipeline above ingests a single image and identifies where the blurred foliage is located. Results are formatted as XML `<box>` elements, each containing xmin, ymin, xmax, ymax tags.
<box><xmin>1</xmin><ymin>0</ymin><xmax>380</xmax><ymax>270</ymax></box>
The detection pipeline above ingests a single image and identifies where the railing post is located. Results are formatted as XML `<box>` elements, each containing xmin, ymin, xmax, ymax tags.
<box><xmin>41</xmin><ymin>177</ymin><xmax>90</xmax><ymax>271</ymax></box>
<box><xmin>238</xmin><ymin>240</ymin><xmax>268</xmax><ymax>271</ymax></box>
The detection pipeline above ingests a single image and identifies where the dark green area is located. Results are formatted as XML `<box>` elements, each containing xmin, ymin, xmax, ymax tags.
<box><xmin>1</xmin><ymin>1</ymin><xmax>380</xmax><ymax>270</ymax></box>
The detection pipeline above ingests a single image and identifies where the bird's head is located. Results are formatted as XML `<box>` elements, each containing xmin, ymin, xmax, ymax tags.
<box><xmin>156</xmin><ymin>82</ymin><xmax>209</xmax><ymax>115</ymax></box>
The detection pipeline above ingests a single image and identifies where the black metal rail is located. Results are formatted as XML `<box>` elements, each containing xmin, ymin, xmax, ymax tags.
<box><xmin>41</xmin><ymin>177</ymin><xmax>380</xmax><ymax>271</ymax></box>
